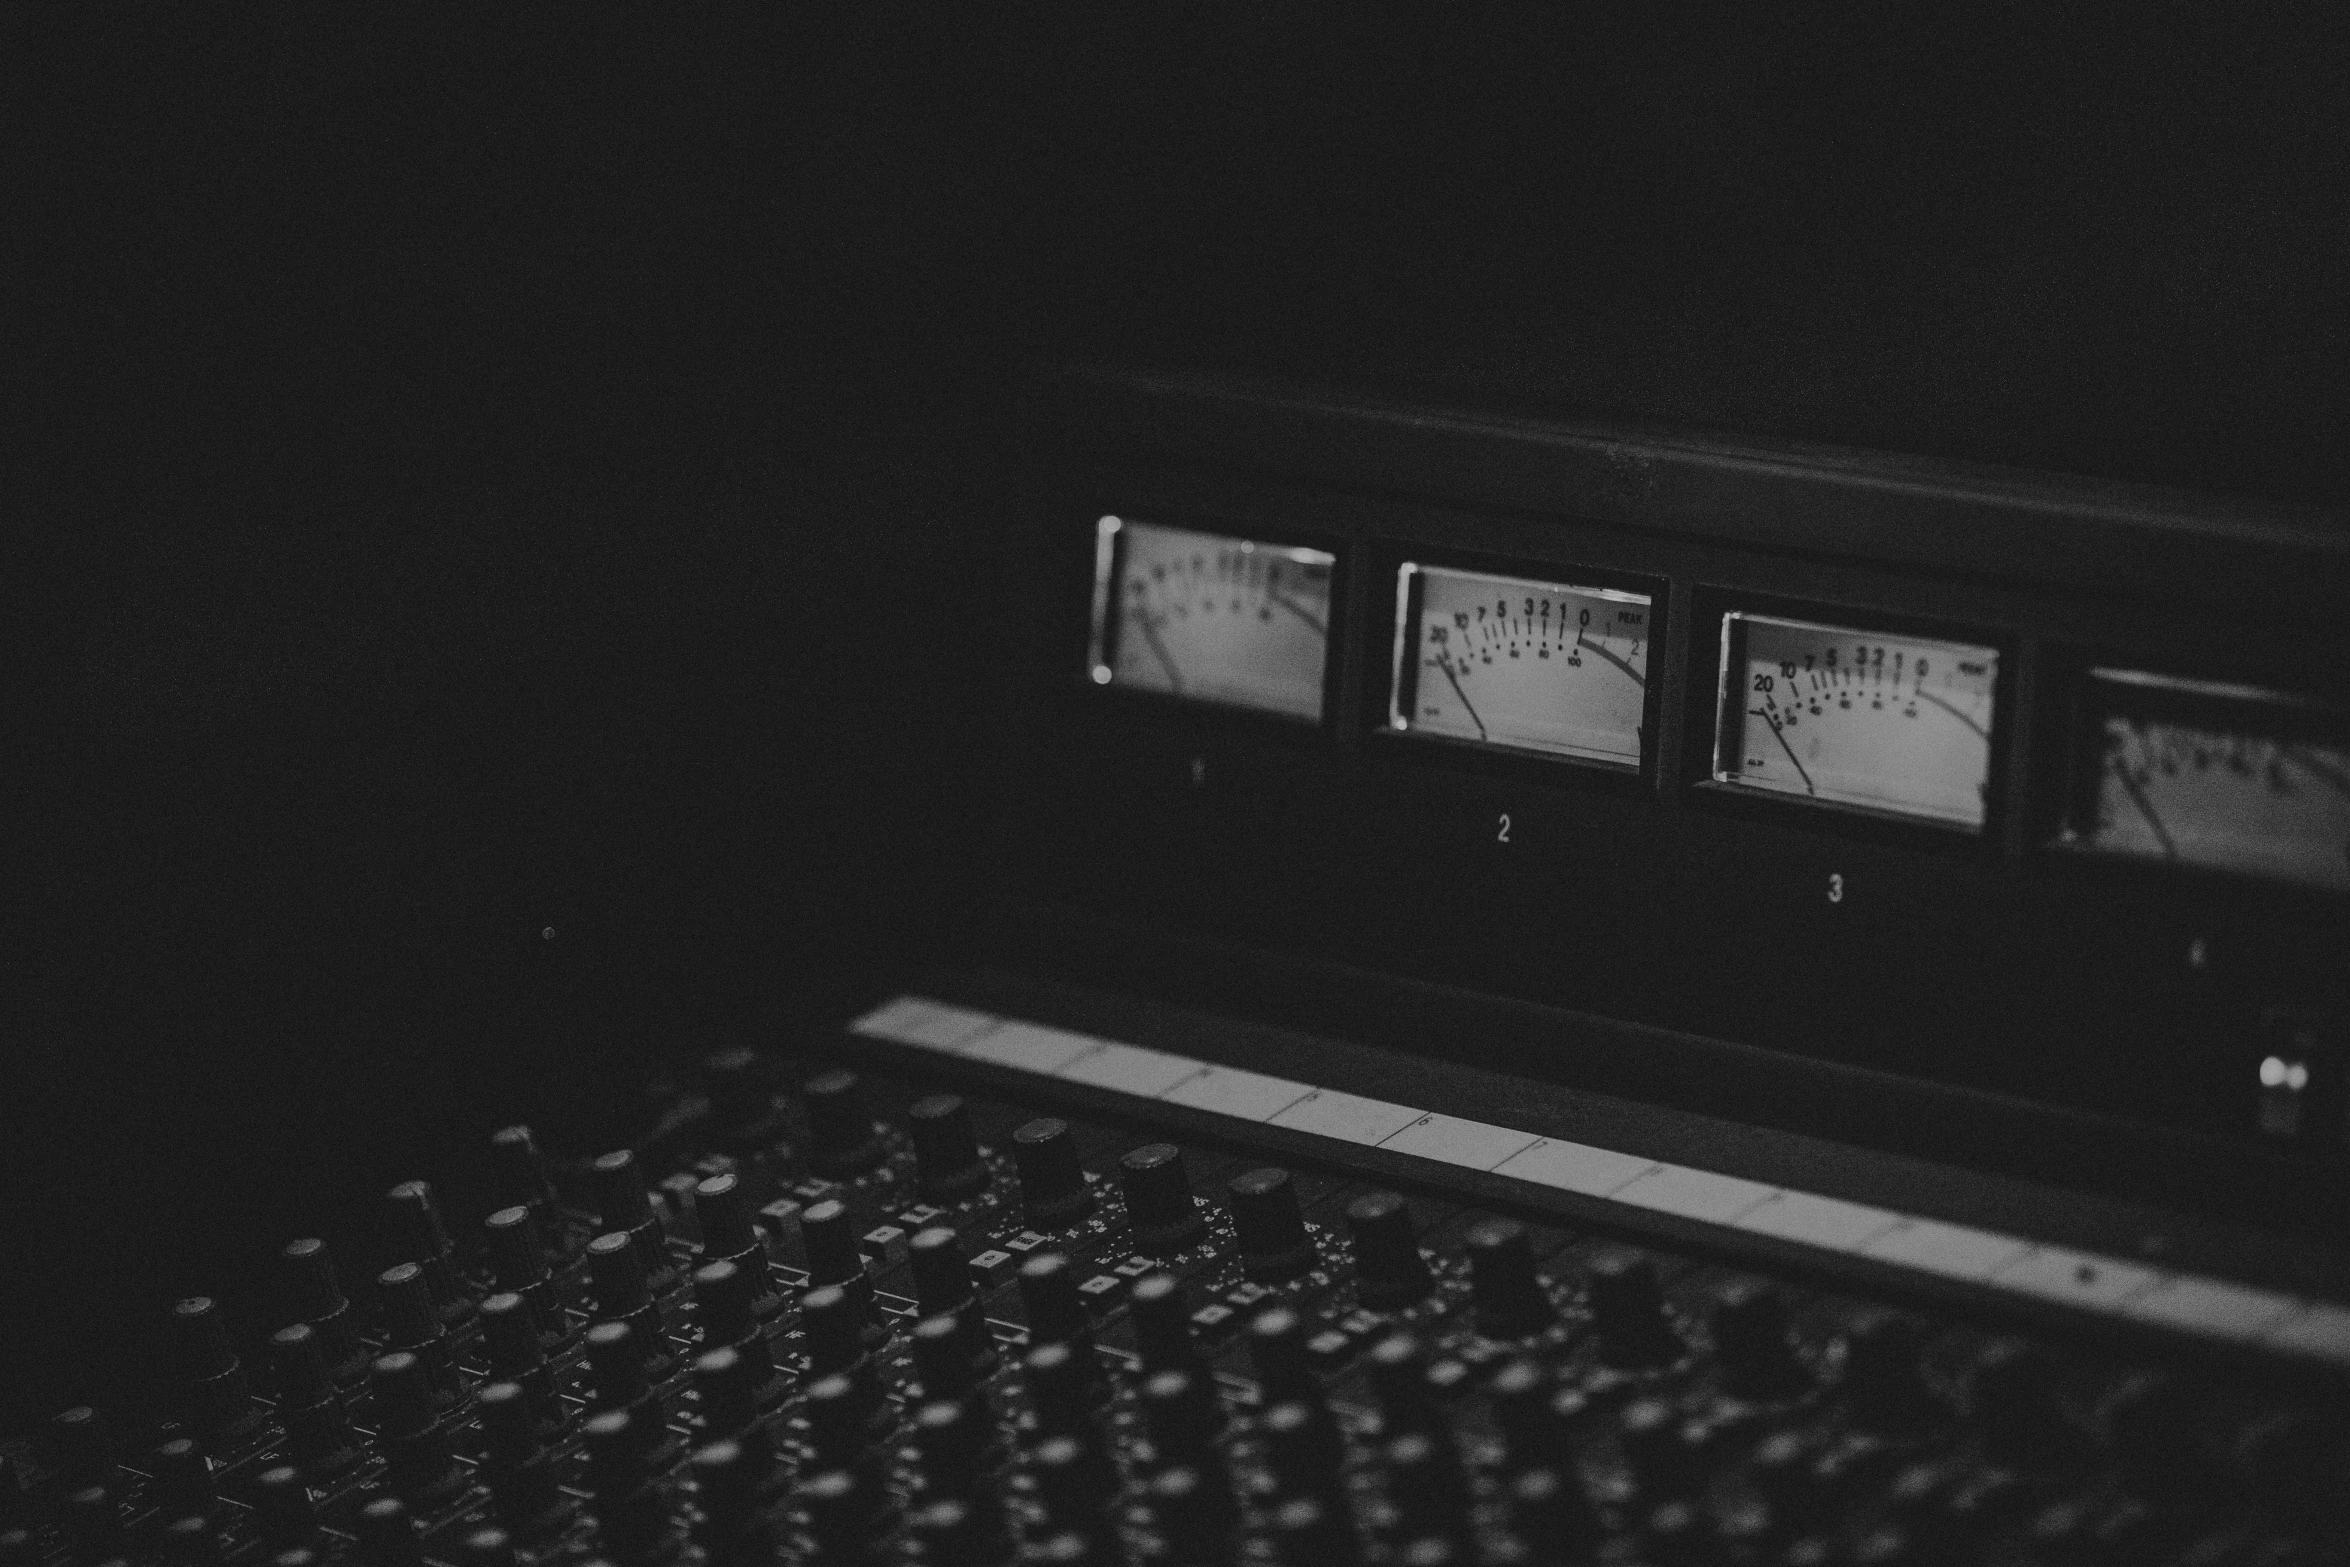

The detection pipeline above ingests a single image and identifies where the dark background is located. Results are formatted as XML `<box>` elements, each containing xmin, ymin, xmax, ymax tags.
<box><xmin>13</xmin><ymin>7</ymin><xmax>2347</xmax><ymax>1433</ymax></box>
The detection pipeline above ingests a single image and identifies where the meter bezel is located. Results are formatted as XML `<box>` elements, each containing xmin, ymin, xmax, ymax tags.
<box><xmin>1085</xmin><ymin>512</ymin><xmax>1343</xmax><ymax>729</ymax></box>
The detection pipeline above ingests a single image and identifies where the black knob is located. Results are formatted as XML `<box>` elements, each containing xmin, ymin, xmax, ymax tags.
<box><xmin>269</xmin><ymin>1326</ymin><xmax>360</xmax><ymax>1475</ymax></box>
<box><xmin>1121</xmin><ymin>1143</ymin><xmax>1206</xmax><ymax>1253</ymax></box>
<box><xmin>157</xmin><ymin>1516</ymin><xmax>222</xmax><ymax>1567</ymax></box>
<box><xmin>804</xmin><ymin>1374</ymin><xmax>885</xmax><ymax>1486</ymax></box>
<box><xmin>1489</xmin><ymin>1359</ymin><xmax>1569</xmax><ymax>1470</ymax></box>
<box><xmin>1128</xmin><ymin>1273</ymin><xmax>1197</xmax><ymax>1371</ymax></box>
<box><xmin>1028</xmin><ymin>1434</ymin><xmax>1115</xmax><ymax>1532</ymax></box>
<box><xmin>1743</xmin><ymin>1428</ymin><xmax>1828</xmax><ymax>1542</ymax></box>
<box><xmin>381</xmin><ymin>1182</ymin><xmax>469</xmax><ymax>1324</ymax></box>
<box><xmin>1145</xmin><ymin>1465</ymin><xmax>1237</xmax><ymax>1565</ymax></box>
<box><xmin>378</xmin><ymin>1264</ymin><xmax>461</xmax><ymax>1403</ymax></box>
<box><xmin>582</xmin><ymin>1410</ymin><xmax>675</xmax><ymax>1562</ymax></box>
<box><xmin>1585</xmin><ymin>1250</ymin><xmax>1677</xmax><ymax>1367</ymax></box>
<box><xmin>488</xmin><ymin>1125</ymin><xmax>561</xmax><ymax>1219</ymax></box>
<box><xmin>802</xmin><ymin>1284</ymin><xmax>873</xmax><ymax>1376</ymax></box>
<box><xmin>251</xmin><ymin>1467</ymin><xmax>315</xmax><ymax>1550</ymax></box>
<box><xmin>457</xmin><ymin>1529</ymin><xmax>515</xmax><ymax>1567</ymax></box>
<box><xmin>1344</xmin><ymin>1191</ymin><xmax>1434</xmax><ymax>1311</ymax></box>
<box><xmin>694</xmin><ymin>1347</ymin><xmax>782</xmax><ymax>1455</ymax></box>
<box><xmin>1842</xmin><ymin>1313</ymin><xmax>1936</xmax><ymax>1432</ymax></box>
<box><xmin>484</xmin><ymin>1207</ymin><xmax>565</xmax><ymax>1342</ymax></box>
<box><xmin>908</xmin><ymin>1226</ymin><xmax>972</xmax><ymax>1314</ymax></box>
<box><xmin>1260</xmin><ymin>1401</ymin><xmax>1344</xmax><ymax>1499</ymax></box>
<box><xmin>279</xmin><ymin>1239</ymin><xmax>368</xmax><ymax>1385</ymax></box>
<box><xmin>50</xmin><ymin>1406</ymin><xmax>112</xmax><ymax>1487</ymax></box>
<box><xmin>585</xmin><ymin>1230</ymin><xmax>674</xmax><ymax>1373</ymax></box>
<box><xmin>1267</xmin><ymin>1496</ymin><xmax>1359</xmax><ymax>1567</ymax></box>
<box><xmin>692</xmin><ymin>1439</ymin><xmax>779</xmax><ymax>1567</ymax></box>
<box><xmin>354</xmin><ymin>1498</ymin><xmax>420</xmax><ymax>1567</ymax></box>
<box><xmin>477</xmin><ymin>1381</ymin><xmax>572</xmax><ymax>1538</ymax></box>
<box><xmin>1382</xmin><ymin>1431</ymin><xmax>1470</xmax><ymax>1543</ymax></box>
<box><xmin>1247</xmin><ymin>1307</ymin><xmax>1319</xmax><ymax>1407</ymax></box>
<box><xmin>1227</xmin><ymin>1168</ymin><xmax>1314</xmax><ymax>1282</ymax></box>
<box><xmin>1712</xmin><ymin>1280</ymin><xmax>1805</xmax><ymax>1398</ymax></box>
<box><xmin>803</xmin><ymin>1068</ymin><xmax>885</xmax><ymax>1177</ymax></box>
<box><xmin>911</xmin><ymin>1399</ymin><xmax>992</xmax><ymax>1496</ymax></box>
<box><xmin>908</xmin><ymin>1095</ymin><xmax>987</xmax><ymax>1199</ymax></box>
<box><xmin>171</xmin><ymin>1298</ymin><xmax>263</xmax><ymax>1441</ymax></box>
<box><xmin>62</xmin><ymin>1484</ymin><xmax>122</xmax><ymax>1564</ymax></box>
<box><xmin>795</xmin><ymin>1468</ymin><xmax>871</xmax><ymax>1563</ymax></box>
<box><xmin>1617</xmin><ymin>1397</ymin><xmax>1702</xmax><ymax>1499</ymax></box>
<box><xmin>589</xmin><ymin>1151</ymin><xmax>675</xmax><ymax>1292</ymax></box>
<box><xmin>1365</xmin><ymin>1333</ymin><xmax>1440</xmax><ymax>1437</ymax></box>
<box><xmin>1016</xmin><ymin>1252</ymin><xmax>1094</xmax><ymax>1350</ymax></box>
<box><xmin>908</xmin><ymin>1496</ymin><xmax>1011</xmax><ymax>1567</ymax></box>
<box><xmin>1023</xmin><ymin>1341</ymin><xmax>1101</xmax><ymax>1435</ymax></box>
<box><xmin>1013</xmin><ymin>1118</ymin><xmax>1093</xmax><ymax>1230</ymax></box>
<box><xmin>370</xmin><ymin>1352</ymin><xmax>465</xmax><ymax>1505</ymax></box>
<box><xmin>147</xmin><ymin>1440</ymin><xmax>212</xmax><ymax>1521</ymax></box>
<box><xmin>1508</xmin><ymin>1468</ymin><xmax>1598</xmax><ymax>1556</ymax></box>
<box><xmin>1141</xmin><ymin>1368</ymin><xmax>1224</xmax><ymax>1467</ymax></box>
<box><xmin>1464</xmin><ymin>1219</ymin><xmax>1551</xmax><ymax>1338</ymax></box>
<box><xmin>693</xmin><ymin>1258</ymin><xmax>765</xmax><ymax>1354</ymax></box>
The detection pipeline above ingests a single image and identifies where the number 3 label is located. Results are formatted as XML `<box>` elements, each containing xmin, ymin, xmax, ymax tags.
<box><xmin>1827</xmin><ymin>872</ymin><xmax>1844</xmax><ymax>904</ymax></box>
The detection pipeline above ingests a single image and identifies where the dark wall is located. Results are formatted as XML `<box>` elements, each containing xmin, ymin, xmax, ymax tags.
<box><xmin>15</xmin><ymin>7</ymin><xmax>2346</xmax><ymax>1432</ymax></box>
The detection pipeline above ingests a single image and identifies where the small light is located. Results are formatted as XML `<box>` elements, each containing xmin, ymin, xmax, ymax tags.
<box><xmin>2259</xmin><ymin>1055</ymin><xmax>2309</xmax><ymax>1092</ymax></box>
<box><xmin>1090</xmin><ymin>666</ymin><xmax>1113</xmax><ymax>686</ymax></box>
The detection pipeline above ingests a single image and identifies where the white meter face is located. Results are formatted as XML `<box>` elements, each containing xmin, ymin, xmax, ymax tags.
<box><xmin>1712</xmin><ymin>612</ymin><xmax>2001</xmax><ymax>829</ymax></box>
<box><xmin>1087</xmin><ymin>517</ymin><xmax>1335</xmax><ymax>721</ymax></box>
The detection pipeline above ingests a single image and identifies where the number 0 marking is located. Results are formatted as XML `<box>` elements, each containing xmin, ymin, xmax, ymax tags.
<box><xmin>1497</xmin><ymin>812</ymin><xmax>1512</xmax><ymax>844</ymax></box>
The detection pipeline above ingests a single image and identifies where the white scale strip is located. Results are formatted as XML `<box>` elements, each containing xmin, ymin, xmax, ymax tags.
<box><xmin>851</xmin><ymin>994</ymin><xmax>2350</xmax><ymax>1367</ymax></box>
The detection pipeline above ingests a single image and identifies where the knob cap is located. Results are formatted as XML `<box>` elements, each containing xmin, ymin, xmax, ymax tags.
<box><xmin>487</xmin><ymin>1126</ymin><xmax>561</xmax><ymax>1219</ymax></box>
<box><xmin>1617</xmin><ymin>1397</ymin><xmax>1702</xmax><ymax>1498</ymax></box>
<box><xmin>910</xmin><ymin>1313</ymin><xmax>989</xmax><ymax>1405</ymax></box>
<box><xmin>1120</xmin><ymin>1143</ymin><xmax>1205</xmax><ymax>1253</ymax></box>
<box><xmin>1365</xmin><ymin>1334</ymin><xmax>1441</xmax><ymax>1437</ymax></box>
<box><xmin>268</xmin><ymin>1326</ymin><xmax>359</xmax><ymax>1474</ymax></box>
<box><xmin>1140</xmin><ymin>1368</ymin><xmax>1224</xmax><ymax>1467</ymax></box>
<box><xmin>1268</xmin><ymin>1496</ymin><xmax>1359</xmax><ymax>1567</ymax></box>
<box><xmin>1585</xmin><ymin>1250</ymin><xmax>1677</xmax><ymax>1367</ymax></box>
<box><xmin>908</xmin><ymin>1095</ymin><xmax>987</xmax><ymax>1199</ymax></box>
<box><xmin>1128</xmin><ymin>1273</ymin><xmax>1197</xmax><ymax>1371</ymax></box>
<box><xmin>146</xmin><ymin>1440</ymin><xmax>212</xmax><ymax>1521</ymax></box>
<box><xmin>1712</xmin><ymin>1280</ymin><xmax>1805</xmax><ymax>1398</ymax></box>
<box><xmin>1016</xmin><ymin>1253</ymin><xmax>1093</xmax><ymax>1349</ymax></box>
<box><xmin>251</xmin><ymin>1467</ymin><xmax>315</xmax><ymax>1550</ymax></box>
<box><xmin>1023</xmin><ymin>1341</ymin><xmax>1101</xmax><ymax>1435</ymax></box>
<box><xmin>1011</xmin><ymin>1118</ymin><xmax>1092</xmax><ymax>1230</ymax></box>
<box><xmin>1488</xmin><ymin>1359</ymin><xmax>1569</xmax><ymax>1470</ymax></box>
<box><xmin>802</xmin><ymin>1284</ymin><xmax>871</xmax><ymax>1375</ymax></box>
<box><xmin>1029</xmin><ymin>1434</ymin><xmax>1116</xmax><ymax>1532</ymax></box>
<box><xmin>1227</xmin><ymin>1168</ymin><xmax>1314</xmax><ymax>1282</ymax></box>
<box><xmin>1247</xmin><ymin>1307</ymin><xmax>1320</xmax><ymax>1407</ymax></box>
<box><xmin>1508</xmin><ymin>1467</ymin><xmax>1598</xmax><ymax>1555</ymax></box>
<box><xmin>911</xmin><ymin>1399</ymin><xmax>992</xmax><ymax>1496</ymax></box>
<box><xmin>589</xmin><ymin>1151</ymin><xmax>675</xmax><ymax>1291</ymax></box>
<box><xmin>381</xmin><ymin>1182</ymin><xmax>469</xmax><ymax>1324</ymax></box>
<box><xmin>279</xmin><ymin>1239</ymin><xmax>368</xmax><ymax>1384</ymax></box>
<box><xmin>1261</xmin><ymin>1400</ymin><xmax>1344</xmax><ymax>1498</ymax></box>
<box><xmin>1145</xmin><ymin>1465</ymin><xmax>1236</xmax><ymax>1563</ymax></box>
<box><xmin>171</xmin><ymin>1298</ymin><xmax>263</xmax><ymax>1440</ymax></box>
<box><xmin>1383</xmin><ymin>1431</ymin><xmax>1470</xmax><ymax>1543</ymax></box>
<box><xmin>1345</xmin><ymin>1191</ymin><xmax>1434</xmax><ymax>1311</ymax></box>
<box><xmin>803</xmin><ymin>1068</ymin><xmax>885</xmax><ymax>1177</ymax></box>
<box><xmin>1464</xmin><ymin>1219</ymin><xmax>1551</xmax><ymax>1338</ymax></box>
<box><xmin>483</xmin><ymin>1207</ymin><xmax>563</xmax><ymax>1341</ymax></box>
<box><xmin>354</xmin><ymin>1498</ymin><xmax>420</xmax><ymax>1567</ymax></box>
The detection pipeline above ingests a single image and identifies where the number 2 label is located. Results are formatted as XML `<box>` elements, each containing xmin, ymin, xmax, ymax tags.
<box><xmin>1497</xmin><ymin>812</ymin><xmax>1512</xmax><ymax>844</ymax></box>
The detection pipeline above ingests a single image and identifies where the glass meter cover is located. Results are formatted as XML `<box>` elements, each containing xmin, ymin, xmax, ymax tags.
<box><xmin>1712</xmin><ymin>612</ymin><xmax>2000</xmax><ymax>829</ymax></box>
<box><xmin>1387</xmin><ymin>563</ymin><xmax>1651</xmax><ymax>769</ymax></box>
<box><xmin>1087</xmin><ymin>516</ymin><xmax>1335</xmax><ymax>721</ymax></box>
<box><xmin>2063</xmin><ymin>670</ymin><xmax>2350</xmax><ymax>893</ymax></box>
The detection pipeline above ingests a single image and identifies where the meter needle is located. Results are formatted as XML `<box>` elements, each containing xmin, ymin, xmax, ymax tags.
<box><xmin>1751</xmin><ymin>705</ymin><xmax>1815</xmax><ymax>794</ymax></box>
<box><xmin>1138</xmin><ymin>615</ymin><xmax>1185</xmax><ymax>693</ymax></box>
<box><xmin>1435</xmin><ymin>656</ymin><xmax>1487</xmax><ymax>741</ymax></box>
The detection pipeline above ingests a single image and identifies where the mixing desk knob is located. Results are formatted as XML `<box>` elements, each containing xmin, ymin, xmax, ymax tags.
<box><xmin>589</xmin><ymin>1151</ymin><xmax>676</xmax><ymax>1293</ymax></box>
<box><xmin>1022</xmin><ymin>1341</ymin><xmax>1102</xmax><ymax>1435</ymax></box>
<box><xmin>1141</xmin><ymin>1368</ymin><xmax>1225</xmax><ymax>1467</ymax></box>
<box><xmin>1260</xmin><ymin>1400</ymin><xmax>1345</xmax><ymax>1499</ymax></box>
<box><xmin>60</xmin><ymin>1484</ymin><xmax>123</xmax><ymax>1565</ymax></box>
<box><xmin>1489</xmin><ymin>1358</ymin><xmax>1569</xmax><ymax>1470</ymax></box>
<box><xmin>1017</xmin><ymin>1252</ymin><xmax>1095</xmax><ymax>1352</ymax></box>
<box><xmin>1382</xmin><ymin>1430</ymin><xmax>1471</xmax><ymax>1545</ymax></box>
<box><xmin>693</xmin><ymin>1348</ymin><xmax>784</xmax><ymax>1465</ymax></box>
<box><xmin>484</xmin><ymin>1206</ymin><xmax>566</xmax><ymax>1341</ymax></box>
<box><xmin>1585</xmin><ymin>1250</ymin><xmax>1679</xmax><ymax>1368</ymax></box>
<box><xmin>907</xmin><ymin>1094</ymin><xmax>987</xmax><ymax>1199</ymax></box>
<box><xmin>1465</xmin><ymin>1219</ymin><xmax>1553</xmax><ymax>1339</ymax></box>
<box><xmin>581</xmin><ymin>1409</ymin><xmax>677</xmax><ymax>1565</ymax></box>
<box><xmin>1365</xmin><ymin>1333</ymin><xmax>1439</xmax><ymax>1436</ymax></box>
<box><xmin>250</xmin><ymin>1466</ymin><xmax>316</xmax><ymax>1550</ymax></box>
<box><xmin>157</xmin><ymin>1516</ymin><xmax>223</xmax><ymax>1567</ymax></box>
<box><xmin>795</xmin><ymin>1469</ymin><xmax>875</xmax><ymax>1565</ymax></box>
<box><xmin>582</xmin><ymin>1322</ymin><xmax>670</xmax><ymax>1467</ymax></box>
<box><xmin>1742</xmin><ymin>1428</ymin><xmax>1829</xmax><ymax>1541</ymax></box>
<box><xmin>912</xmin><ymin>1311</ymin><xmax>996</xmax><ymax>1410</ymax></box>
<box><xmin>801</xmin><ymin>1283</ymin><xmax>873</xmax><ymax>1377</ymax></box>
<box><xmin>691</xmin><ymin>1175</ymin><xmax>778</xmax><ymax>1308</ymax></box>
<box><xmin>477</xmin><ymin>1293</ymin><xmax>563</xmax><ymax>1433</ymax></box>
<box><xmin>278</xmin><ymin>1239</ymin><xmax>368</xmax><ymax>1385</ymax></box>
<box><xmin>908</xmin><ymin>1495</ymin><xmax>1011</xmax><ymax>1567</ymax></box>
<box><xmin>488</xmin><ymin>1125</ymin><xmax>561</xmax><ymax>1225</ymax></box>
<box><xmin>1267</xmin><ymin>1496</ymin><xmax>1360</xmax><ymax>1567</ymax></box>
<box><xmin>147</xmin><ymin>1439</ymin><xmax>213</xmax><ymax>1521</ymax></box>
<box><xmin>804</xmin><ymin>1373</ymin><xmax>892</xmax><ymax>1483</ymax></box>
<box><xmin>586</xmin><ymin>1231</ymin><xmax>675</xmax><ymax>1375</ymax></box>
<box><xmin>1712</xmin><ymin>1280</ymin><xmax>1806</xmax><ymax>1398</ymax></box>
<box><xmin>381</xmin><ymin>1181</ymin><xmax>469</xmax><ymax>1324</ymax></box>
<box><xmin>1841</xmin><ymin>1313</ymin><xmax>1937</xmax><ymax>1432</ymax></box>
<box><xmin>354</xmin><ymin>1497</ymin><xmax>421</xmax><ymax>1567</ymax></box>
<box><xmin>267</xmin><ymin>1325</ymin><xmax>360</xmax><ymax>1475</ymax></box>
<box><xmin>690</xmin><ymin>1439</ymin><xmax>775</xmax><ymax>1567</ymax></box>
<box><xmin>369</xmin><ymin>1351</ymin><xmax>465</xmax><ymax>1506</ymax></box>
<box><xmin>1145</xmin><ymin>1465</ymin><xmax>1237</xmax><ymax>1566</ymax></box>
<box><xmin>456</xmin><ymin>1528</ymin><xmax>516</xmax><ymax>1567</ymax></box>
<box><xmin>1247</xmin><ymin>1307</ymin><xmax>1321</xmax><ymax>1407</ymax></box>
<box><xmin>377</xmin><ymin>1263</ymin><xmax>462</xmax><ymax>1403</ymax></box>
<box><xmin>911</xmin><ymin>1398</ymin><xmax>993</xmax><ymax>1496</ymax></box>
<box><xmin>1012</xmin><ymin>1118</ymin><xmax>1093</xmax><ymax>1230</ymax></box>
<box><xmin>1120</xmin><ymin>1143</ymin><xmax>1207</xmax><ymax>1253</ymax></box>
<box><xmin>1128</xmin><ymin>1272</ymin><xmax>1199</xmax><ymax>1371</ymax></box>
<box><xmin>692</xmin><ymin>1257</ymin><xmax>769</xmax><ymax>1358</ymax></box>
<box><xmin>798</xmin><ymin>1200</ymin><xmax>884</xmax><ymax>1349</ymax></box>
<box><xmin>908</xmin><ymin>1227</ymin><xmax>993</xmax><ymax>1368</ymax></box>
<box><xmin>170</xmin><ymin>1298</ymin><xmax>263</xmax><ymax>1442</ymax></box>
<box><xmin>803</xmin><ymin>1068</ymin><xmax>886</xmax><ymax>1177</ymax></box>
<box><xmin>1508</xmin><ymin>1467</ymin><xmax>1599</xmax><ymax>1556</ymax></box>
<box><xmin>476</xmin><ymin>1381</ymin><xmax>572</xmax><ymax>1539</ymax></box>
<box><xmin>1028</xmin><ymin>1433</ymin><xmax>1117</xmax><ymax>1532</ymax></box>
<box><xmin>1618</xmin><ymin>1397</ymin><xmax>1704</xmax><ymax>1499</ymax></box>
<box><xmin>1227</xmin><ymin>1168</ymin><xmax>1314</xmax><ymax>1282</ymax></box>
<box><xmin>50</xmin><ymin>1406</ymin><xmax>112</xmax><ymax>1487</ymax></box>
<box><xmin>1344</xmin><ymin>1191</ymin><xmax>1435</xmax><ymax>1311</ymax></box>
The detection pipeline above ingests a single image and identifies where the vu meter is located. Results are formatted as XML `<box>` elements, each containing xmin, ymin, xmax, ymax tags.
<box><xmin>1713</xmin><ymin>612</ymin><xmax>2001</xmax><ymax>829</ymax></box>
<box><xmin>1088</xmin><ymin>516</ymin><xmax>1335</xmax><ymax>721</ymax></box>
<box><xmin>2064</xmin><ymin>669</ymin><xmax>2350</xmax><ymax>893</ymax></box>
<box><xmin>1388</xmin><ymin>563</ymin><xmax>1652</xmax><ymax>769</ymax></box>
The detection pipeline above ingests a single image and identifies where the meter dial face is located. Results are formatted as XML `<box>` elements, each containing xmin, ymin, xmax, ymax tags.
<box><xmin>1713</xmin><ymin>613</ymin><xmax>2001</xmax><ymax>829</ymax></box>
<box><xmin>1388</xmin><ymin>563</ymin><xmax>1651</xmax><ymax>769</ymax></box>
<box><xmin>2069</xmin><ymin>671</ymin><xmax>2350</xmax><ymax>893</ymax></box>
<box><xmin>1087</xmin><ymin>516</ymin><xmax>1335</xmax><ymax>721</ymax></box>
